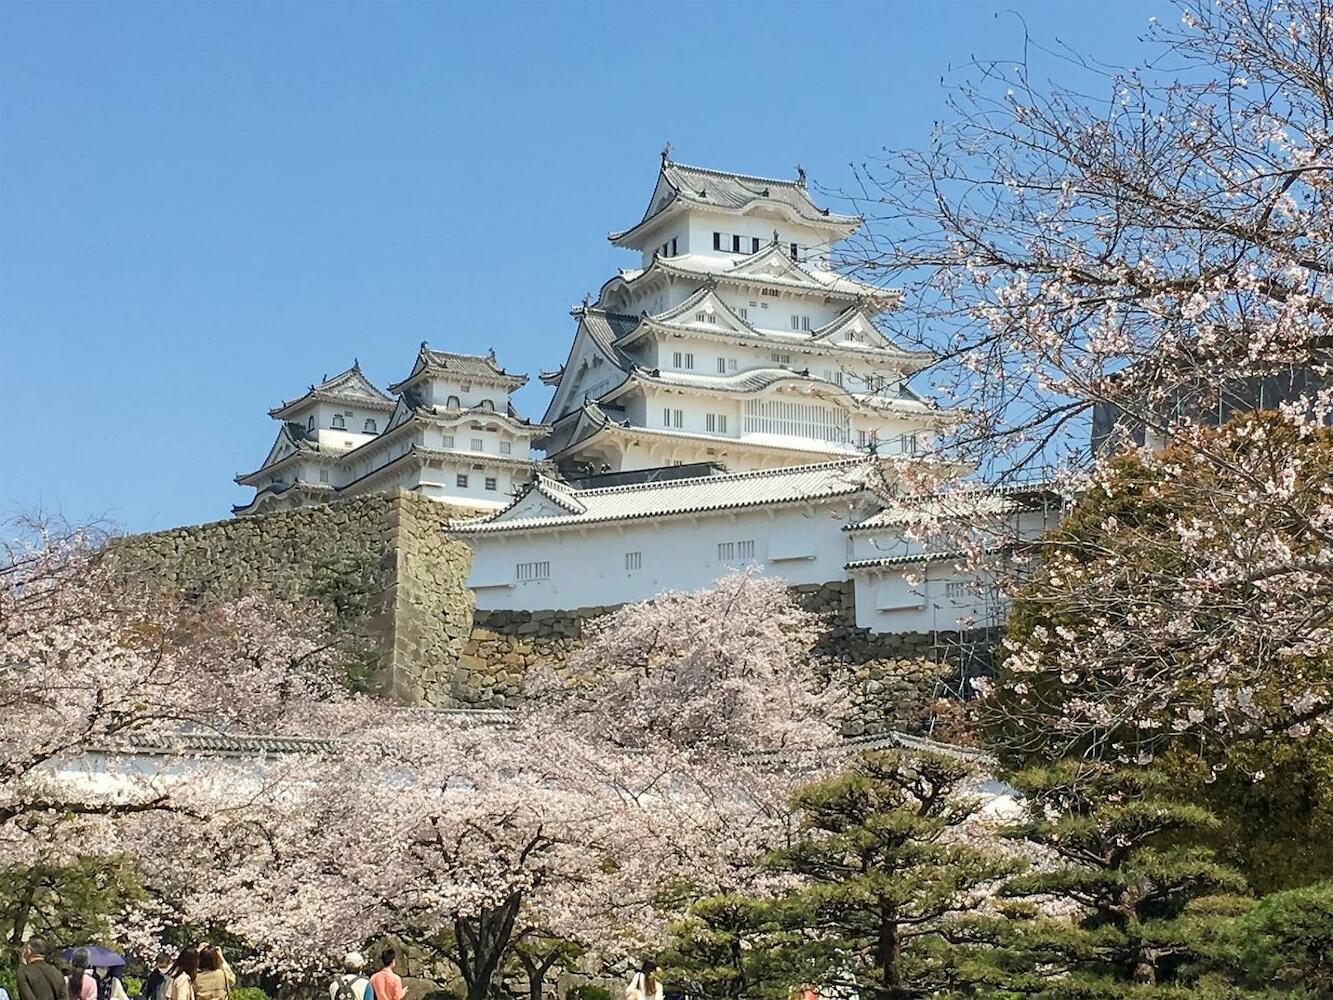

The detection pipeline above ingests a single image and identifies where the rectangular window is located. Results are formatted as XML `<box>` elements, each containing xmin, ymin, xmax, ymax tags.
<box><xmin>717</xmin><ymin>541</ymin><xmax>735</xmax><ymax>561</ymax></box>
<box><xmin>743</xmin><ymin>398</ymin><xmax>852</xmax><ymax>443</ymax></box>
<box><xmin>705</xmin><ymin>413</ymin><xmax>728</xmax><ymax>434</ymax></box>
<box><xmin>771</xmin><ymin>352</ymin><xmax>792</xmax><ymax>365</ymax></box>
<box><xmin>500</xmin><ymin>441</ymin><xmax>512</xmax><ymax>455</ymax></box>
<box><xmin>442</xmin><ymin>434</ymin><xmax>455</xmax><ymax>448</ymax></box>
<box><xmin>732</xmin><ymin>234</ymin><xmax>742</xmax><ymax>253</ymax></box>
<box><xmin>456</xmin><ymin>474</ymin><xmax>468</xmax><ymax>488</ymax></box>
<box><xmin>727</xmin><ymin>358</ymin><xmax>737</xmax><ymax>371</ymax></box>
<box><xmin>737</xmin><ymin>539</ymin><xmax>755</xmax><ymax>560</ymax></box>
<box><xmin>673</xmin><ymin>351</ymin><xmax>682</xmax><ymax>367</ymax></box>
<box><xmin>751</xmin><ymin>237</ymin><xmax>761</xmax><ymax>253</ymax></box>
<box><xmin>319</xmin><ymin>469</ymin><xmax>329</xmax><ymax>483</ymax></box>
<box><xmin>945</xmin><ymin>581</ymin><xmax>970</xmax><ymax>600</ymax></box>
<box><xmin>625</xmin><ymin>551</ymin><xmax>642</xmax><ymax>571</ymax></box>
<box><xmin>791</xmin><ymin>315</ymin><xmax>811</xmax><ymax>331</ymax></box>
<box><xmin>823</xmin><ymin>369</ymin><xmax>844</xmax><ymax>387</ymax></box>
<box><xmin>684</xmin><ymin>352</ymin><xmax>694</xmax><ymax>369</ymax></box>
<box><xmin>663</xmin><ymin>408</ymin><xmax>671</xmax><ymax>427</ymax></box>
<box><xmin>673</xmin><ymin>408</ymin><xmax>683</xmax><ymax>428</ymax></box>
<box><xmin>515</xmin><ymin>561</ymin><xmax>550</xmax><ymax>582</ymax></box>
<box><xmin>790</xmin><ymin>242</ymin><xmax>799</xmax><ymax>261</ymax></box>
<box><xmin>737</xmin><ymin>306</ymin><xmax>747</xmax><ymax>320</ymax></box>
<box><xmin>717</xmin><ymin>357</ymin><xmax>728</xmax><ymax>374</ymax></box>
<box><xmin>470</xmin><ymin>438</ymin><xmax>484</xmax><ymax>451</ymax></box>
<box><xmin>484</xmin><ymin>477</ymin><xmax>497</xmax><ymax>491</ymax></box>
<box><xmin>713</xmin><ymin>231</ymin><xmax>722</xmax><ymax>251</ymax></box>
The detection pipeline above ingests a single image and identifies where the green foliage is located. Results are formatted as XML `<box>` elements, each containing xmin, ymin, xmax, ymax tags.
<box><xmin>1226</xmin><ymin>881</ymin><xmax>1333</xmax><ymax>994</ymax></box>
<box><xmin>666</xmin><ymin>751</ymin><xmax>1023</xmax><ymax>1000</ymax></box>
<box><xmin>990</xmin><ymin>419</ymin><xmax>1333</xmax><ymax>891</ymax></box>
<box><xmin>0</xmin><ymin>858</ymin><xmax>146</xmax><ymax>955</ymax></box>
<box><xmin>230</xmin><ymin>987</ymin><xmax>272</xmax><ymax>1000</ymax></box>
<box><xmin>971</xmin><ymin>761</ymin><xmax>1253</xmax><ymax>995</ymax></box>
<box><xmin>662</xmin><ymin>894</ymin><xmax>790</xmax><ymax>1000</ymax></box>
<box><xmin>565</xmin><ymin>985</ymin><xmax>610</xmax><ymax>1000</ymax></box>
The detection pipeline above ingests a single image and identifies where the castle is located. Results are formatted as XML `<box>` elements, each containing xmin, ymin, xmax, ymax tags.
<box><xmin>235</xmin><ymin>153</ymin><xmax>1058</xmax><ymax>639</ymax></box>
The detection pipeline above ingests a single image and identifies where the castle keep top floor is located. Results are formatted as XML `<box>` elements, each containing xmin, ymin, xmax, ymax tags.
<box><xmin>610</xmin><ymin>156</ymin><xmax>862</xmax><ymax>270</ymax></box>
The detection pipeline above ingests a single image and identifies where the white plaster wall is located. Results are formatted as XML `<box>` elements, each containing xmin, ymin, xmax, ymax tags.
<box><xmin>419</xmin><ymin>376</ymin><xmax>509</xmax><ymax>413</ymax></box>
<box><xmin>465</xmin><ymin>502</ymin><xmax>858</xmax><ymax>611</ymax></box>
<box><xmin>852</xmin><ymin>564</ymin><xmax>1004</xmax><ymax>634</ymax></box>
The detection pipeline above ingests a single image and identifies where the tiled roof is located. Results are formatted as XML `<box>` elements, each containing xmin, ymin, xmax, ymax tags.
<box><xmin>844</xmin><ymin>482</ymin><xmax>1064</xmax><ymax>532</ymax></box>
<box><xmin>104</xmin><ymin>710</ymin><xmax>514</xmax><ymax>757</ymax></box>
<box><xmin>612</xmin><ymin>367</ymin><xmax>940</xmax><ymax>415</ymax></box>
<box><xmin>451</xmin><ymin>458</ymin><xmax>876</xmax><ymax>534</ymax></box>
<box><xmin>609</xmin><ymin>249</ymin><xmax>885</xmax><ymax>303</ymax></box>
<box><xmin>612</xmin><ymin>160</ymin><xmax>861</xmax><ymax>243</ymax></box>
<box><xmin>580</xmin><ymin>309</ymin><xmax>640</xmax><ymax>371</ymax></box>
<box><xmin>844</xmin><ymin>549</ymin><xmax>982</xmax><ymax>571</ymax></box>
<box><xmin>389</xmin><ymin>345</ymin><xmax>527</xmax><ymax>393</ymax></box>
<box><xmin>269</xmin><ymin>364</ymin><xmax>396</xmax><ymax>417</ymax></box>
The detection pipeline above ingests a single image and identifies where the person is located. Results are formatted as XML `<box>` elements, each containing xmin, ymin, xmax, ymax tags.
<box><xmin>140</xmin><ymin>953</ymin><xmax>174</xmax><ymax>1000</ymax></box>
<box><xmin>193</xmin><ymin>949</ymin><xmax>233</xmax><ymax>1000</ymax></box>
<box><xmin>329</xmin><ymin>953</ymin><xmax>373</xmax><ymax>1000</ymax></box>
<box><xmin>368</xmin><ymin>950</ymin><xmax>403</xmax><ymax>1000</ymax></box>
<box><xmin>625</xmin><ymin>962</ymin><xmax>662</xmax><ymax>1000</ymax></box>
<box><xmin>167</xmin><ymin>948</ymin><xmax>198</xmax><ymax>1000</ymax></box>
<box><xmin>92</xmin><ymin>968</ymin><xmax>129</xmax><ymax>1000</ymax></box>
<box><xmin>66</xmin><ymin>949</ymin><xmax>96</xmax><ymax>1000</ymax></box>
<box><xmin>17</xmin><ymin>937</ymin><xmax>67</xmax><ymax>1000</ymax></box>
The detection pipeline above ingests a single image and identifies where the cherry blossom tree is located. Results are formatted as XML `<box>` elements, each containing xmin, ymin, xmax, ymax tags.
<box><xmin>982</xmin><ymin>413</ymin><xmax>1333</xmax><ymax>768</ymax></box>
<box><xmin>180</xmin><ymin>574</ymin><xmax>847</xmax><ymax>995</ymax></box>
<box><xmin>0</xmin><ymin>518</ymin><xmax>362</xmax><ymax>856</ymax></box>
<box><xmin>845</xmin><ymin>0</ymin><xmax>1333</xmax><ymax>476</ymax></box>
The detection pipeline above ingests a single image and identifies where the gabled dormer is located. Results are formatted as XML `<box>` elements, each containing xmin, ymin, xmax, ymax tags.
<box><xmin>389</xmin><ymin>344</ymin><xmax>528</xmax><ymax>413</ymax></box>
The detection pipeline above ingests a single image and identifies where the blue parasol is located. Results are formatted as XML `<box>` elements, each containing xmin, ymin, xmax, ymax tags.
<box><xmin>62</xmin><ymin>947</ymin><xmax>126</xmax><ymax>968</ymax></box>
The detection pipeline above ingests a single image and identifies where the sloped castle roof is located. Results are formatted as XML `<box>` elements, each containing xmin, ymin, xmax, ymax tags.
<box><xmin>268</xmin><ymin>363</ymin><xmax>396</xmax><ymax>419</ymax></box>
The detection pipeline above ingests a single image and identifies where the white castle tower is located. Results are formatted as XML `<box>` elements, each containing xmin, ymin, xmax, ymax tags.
<box><xmin>234</xmin><ymin>348</ymin><xmax>544</xmax><ymax>515</ymax></box>
<box><xmin>537</xmin><ymin>152</ymin><xmax>948</xmax><ymax>476</ymax></box>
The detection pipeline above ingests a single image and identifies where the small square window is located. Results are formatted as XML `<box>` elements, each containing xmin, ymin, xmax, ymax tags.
<box><xmin>456</xmin><ymin>474</ymin><xmax>468</xmax><ymax>488</ymax></box>
<box><xmin>625</xmin><ymin>551</ymin><xmax>642</xmax><ymax>571</ymax></box>
<box><xmin>485</xmin><ymin>477</ymin><xmax>497</xmax><ymax>491</ymax></box>
<box><xmin>442</xmin><ymin>434</ymin><xmax>455</xmax><ymax>448</ymax></box>
<box><xmin>471</xmin><ymin>438</ymin><xmax>484</xmax><ymax>451</ymax></box>
<box><xmin>500</xmin><ymin>441</ymin><xmax>512</xmax><ymax>455</ymax></box>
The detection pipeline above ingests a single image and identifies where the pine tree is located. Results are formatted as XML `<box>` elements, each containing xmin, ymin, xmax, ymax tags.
<box><xmin>761</xmin><ymin>750</ymin><xmax>1022</xmax><ymax>1000</ymax></box>
<box><xmin>663</xmin><ymin>894</ymin><xmax>791</xmax><ymax>1000</ymax></box>
<box><xmin>973</xmin><ymin>761</ymin><xmax>1254</xmax><ymax>997</ymax></box>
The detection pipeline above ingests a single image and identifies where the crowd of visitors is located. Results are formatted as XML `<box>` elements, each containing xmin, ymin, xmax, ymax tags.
<box><xmin>14</xmin><ymin>937</ymin><xmax>658</xmax><ymax>1000</ymax></box>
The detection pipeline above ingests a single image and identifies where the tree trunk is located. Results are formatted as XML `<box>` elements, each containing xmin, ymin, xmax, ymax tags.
<box><xmin>516</xmin><ymin>948</ymin><xmax>560</xmax><ymax>1000</ymax></box>
<box><xmin>454</xmin><ymin>893</ymin><xmax>524</xmax><ymax>1000</ymax></box>
<box><xmin>877</xmin><ymin>902</ymin><xmax>903</xmax><ymax>1000</ymax></box>
<box><xmin>8</xmin><ymin>879</ymin><xmax>37</xmax><ymax>948</ymax></box>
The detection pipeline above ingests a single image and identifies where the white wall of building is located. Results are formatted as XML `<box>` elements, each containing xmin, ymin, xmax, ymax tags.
<box><xmin>465</xmin><ymin>501</ymin><xmax>859</xmax><ymax>612</ymax></box>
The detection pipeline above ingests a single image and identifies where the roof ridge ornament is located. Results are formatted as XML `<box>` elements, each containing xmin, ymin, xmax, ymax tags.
<box><xmin>660</xmin><ymin>141</ymin><xmax>672</xmax><ymax>166</ymax></box>
<box><xmin>796</xmin><ymin>163</ymin><xmax>807</xmax><ymax>188</ymax></box>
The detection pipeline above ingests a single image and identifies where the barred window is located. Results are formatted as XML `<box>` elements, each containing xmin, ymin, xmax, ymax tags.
<box><xmin>516</xmin><ymin>561</ymin><xmax>550</xmax><ymax>582</ymax></box>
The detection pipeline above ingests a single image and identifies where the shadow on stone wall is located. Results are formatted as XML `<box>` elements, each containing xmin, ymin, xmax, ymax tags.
<box><xmin>109</xmin><ymin>491</ymin><xmax>481</xmax><ymax>704</ymax></box>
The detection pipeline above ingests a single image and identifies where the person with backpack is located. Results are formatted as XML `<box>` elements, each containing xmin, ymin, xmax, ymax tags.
<box><xmin>329</xmin><ymin>953</ymin><xmax>373</xmax><ymax>1000</ymax></box>
<box><xmin>140</xmin><ymin>953</ymin><xmax>173</xmax><ymax>1000</ymax></box>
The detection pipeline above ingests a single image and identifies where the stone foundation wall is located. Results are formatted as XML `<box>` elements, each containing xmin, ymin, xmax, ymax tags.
<box><xmin>110</xmin><ymin>492</ymin><xmax>480</xmax><ymax>705</ymax></box>
<box><xmin>113</xmin><ymin>503</ymin><xmax>995</xmax><ymax>732</ymax></box>
<box><xmin>461</xmin><ymin>582</ymin><xmax>992</xmax><ymax>735</ymax></box>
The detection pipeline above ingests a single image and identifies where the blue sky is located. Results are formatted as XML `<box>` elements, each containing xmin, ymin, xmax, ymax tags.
<box><xmin>1</xmin><ymin>0</ymin><xmax>1163</xmax><ymax>532</ymax></box>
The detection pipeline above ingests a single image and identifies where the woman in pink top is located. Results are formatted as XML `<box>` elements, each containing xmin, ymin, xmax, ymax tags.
<box><xmin>66</xmin><ymin>950</ymin><xmax>97</xmax><ymax>1000</ymax></box>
